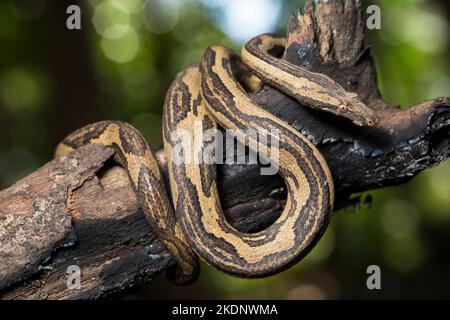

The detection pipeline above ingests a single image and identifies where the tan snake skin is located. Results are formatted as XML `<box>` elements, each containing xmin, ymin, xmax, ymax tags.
<box><xmin>55</xmin><ymin>34</ymin><xmax>376</xmax><ymax>284</ymax></box>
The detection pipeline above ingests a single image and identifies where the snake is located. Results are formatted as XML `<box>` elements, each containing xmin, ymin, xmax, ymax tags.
<box><xmin>55</xmin><ymin>34</ymin><xmax>377</xmax><ymax>284</ymax></box>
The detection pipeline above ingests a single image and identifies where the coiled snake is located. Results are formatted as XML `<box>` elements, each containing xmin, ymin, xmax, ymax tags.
<box><xmin>55</xmin><ymin>34</ymin><xmax>377</xmax><ymax>284</ymax></box>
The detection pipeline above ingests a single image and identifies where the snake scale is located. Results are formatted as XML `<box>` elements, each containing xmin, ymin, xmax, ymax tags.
<box><xmin>55</xmin><ymin>34</ymin><xmax>377</xmax><ymax>284</ymax></box>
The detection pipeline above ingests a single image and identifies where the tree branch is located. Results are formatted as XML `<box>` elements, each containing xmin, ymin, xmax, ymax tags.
<box><xmin>0</xmin><ymin>0</ymin><xmax>449</xmax><ymax>299</ymax></box>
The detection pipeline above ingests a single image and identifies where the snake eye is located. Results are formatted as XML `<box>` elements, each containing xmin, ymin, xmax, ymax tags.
<box><xmin>338</xmin><ymin>104</ymin><xmax>348</xmax><ymax>113</ymax></box>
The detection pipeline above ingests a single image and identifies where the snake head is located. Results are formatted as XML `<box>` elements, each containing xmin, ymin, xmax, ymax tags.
<box><xmin>307</xmin><ymin>77</ymin><xmax>378</xmax><ymax>127</ymax></box>
<box><xmin>336</xmin><ymin>92</ymin><xmax>378</xmax><ymax>127</ymax></box>
<box><xmin>287</xmin><ymin>71</ymin><xmax>378</xmax><ymax>127</ymax></box>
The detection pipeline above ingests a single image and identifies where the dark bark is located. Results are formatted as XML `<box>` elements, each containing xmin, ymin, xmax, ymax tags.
<box><xmin>0</xmin><ymin>0</ymin><xmax>449</xmax><ymax>299</ymax></box>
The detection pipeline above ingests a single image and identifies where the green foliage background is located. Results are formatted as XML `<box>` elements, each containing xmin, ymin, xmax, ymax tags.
<box><xmin>0</xmin><ymin>0</ymin><xmax>449</xmax><ymax>298</ymax></box>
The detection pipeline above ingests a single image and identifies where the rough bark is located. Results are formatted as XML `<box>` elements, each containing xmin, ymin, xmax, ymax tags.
<box><xmin>0</xmin><ymin>0</ymin><xmax>449</xmax><ymax>299</ymax></box>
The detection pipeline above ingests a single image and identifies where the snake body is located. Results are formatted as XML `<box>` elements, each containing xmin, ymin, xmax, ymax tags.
<box><xmin>56</xmin><ymin>34</ymin><xmax>376</xmax><ymax>284</ymax></box>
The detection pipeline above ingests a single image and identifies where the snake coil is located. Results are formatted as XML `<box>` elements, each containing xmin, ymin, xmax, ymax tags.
<box><xmin>56</xmin><ymin>34</ymin><xmax>377</xmax><ymax>284</ymax></box>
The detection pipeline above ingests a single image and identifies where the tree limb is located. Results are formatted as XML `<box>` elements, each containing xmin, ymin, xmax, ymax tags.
<box><xmin>0</xmin><ymin>0</ymin><xmax>449</xmax><ymax>299</ymax></box>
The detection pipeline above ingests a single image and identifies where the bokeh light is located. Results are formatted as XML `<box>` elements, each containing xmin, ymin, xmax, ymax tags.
<box><xmin>1</xmin><ymin>68</ymin><xmax>45</xmax><ymax>113</ymax></box>
<box><xmin>100</xmin><ymin>27</ymin><xmax>140</xmax><ymax>63</ymax></box>
<box><xmin>201</xmin><ymin>0</ymin><xmax>282</xmax><ymax>43</ymax></box>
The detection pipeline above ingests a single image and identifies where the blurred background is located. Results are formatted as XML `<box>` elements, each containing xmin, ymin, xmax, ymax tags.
<box><xmin>0</xmin><ymin>0</ymin><xmax>449</xmax><ymax>299</ymax></box>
